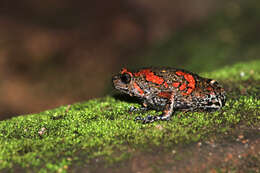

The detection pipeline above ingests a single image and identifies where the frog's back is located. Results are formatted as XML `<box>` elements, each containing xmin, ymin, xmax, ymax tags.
<box><xmin>145</xmin><ymin>67</ymin><xmax>200</xmax><ymax>82</ymax></box>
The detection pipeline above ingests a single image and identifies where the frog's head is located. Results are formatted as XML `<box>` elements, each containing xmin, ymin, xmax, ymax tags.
<box><xmin>112</xmin><ymin>68</ymin><xmax>144</xmax><ymax>97</ymax></box>
<box><xmin>199</xmin><ymin>79</ymin><xmax>226</xmax><ymax>111</ymax></box>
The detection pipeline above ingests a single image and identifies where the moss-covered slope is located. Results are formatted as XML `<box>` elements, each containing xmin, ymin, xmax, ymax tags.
<box><xmin>0</xmin><ymin>60</ymin><xmax>259</xmax><ymax>172</ymax></box>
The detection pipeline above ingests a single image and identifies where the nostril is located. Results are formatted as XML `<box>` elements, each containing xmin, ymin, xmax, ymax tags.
<box><xmin>112</xmin><ymin>75</ymin><xmax>118</xmax><ymax>81</ymax></box>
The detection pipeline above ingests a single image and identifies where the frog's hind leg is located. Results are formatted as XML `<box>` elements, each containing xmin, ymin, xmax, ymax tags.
<box><xmin>135</xmin><ymin>92</ymin><xmax>175</xmax><ymax>123</ymax></box>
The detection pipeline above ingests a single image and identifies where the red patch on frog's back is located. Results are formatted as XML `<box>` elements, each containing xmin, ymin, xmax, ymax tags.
<box><xmin>134</xmin><ymin>69</ymin><xmax>164</xmax><ymax>85</ymax></box>
<box><xmin>175</xmin><ymin>70</ymin><xmax>196</xmax><ymax>95</ymax></box>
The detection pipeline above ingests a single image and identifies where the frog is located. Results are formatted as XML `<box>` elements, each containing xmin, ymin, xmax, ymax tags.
<box><xmin>112</xmin><ymin>67</ymin><xmax>226</xmax><ymax>123</ymax></box>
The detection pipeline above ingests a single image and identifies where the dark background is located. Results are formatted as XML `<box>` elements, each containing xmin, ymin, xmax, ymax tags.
<box><xmin>0</xmin><ymin>0</ymin><xmax>259</xmax><ymax>120</ymax></box>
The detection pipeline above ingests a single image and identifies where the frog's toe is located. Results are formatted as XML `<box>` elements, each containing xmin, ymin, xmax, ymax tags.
<box><xmin>134</xmin><ymin>116</ymin><xmax>143</xmax><ymax>121</ymax></box>
<box><xmin>129</xmin><ymin>106</ymin><xmax>149</xmax><ymax>113</ymax></box>
<box><xmin>135</xmin><ymin>115</ymin><xmax>170</xmax><ymax>123</ymax></box>
<box><xmin>129</xmin><ymin>106</ymin><xmax>137</xmax><ymax>112</ymax></box>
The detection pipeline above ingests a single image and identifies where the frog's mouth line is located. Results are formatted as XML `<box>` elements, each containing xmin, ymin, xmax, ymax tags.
<box><xmin>114</xmin><ymin>85</ymin><xmax>129</xmax><ymax>93</ymax></box>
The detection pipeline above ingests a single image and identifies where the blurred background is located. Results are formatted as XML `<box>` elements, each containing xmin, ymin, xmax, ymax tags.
<box><xmin>0</xmin><ymin>0</ymin><xmax>259</xmax><ymax>120</ymax></box>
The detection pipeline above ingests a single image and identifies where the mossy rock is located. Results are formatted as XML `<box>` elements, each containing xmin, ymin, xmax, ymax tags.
<box><xmin>0</xmin><ymin>60</ymin><xmax>259</xmax><ymax>172</ymax></box>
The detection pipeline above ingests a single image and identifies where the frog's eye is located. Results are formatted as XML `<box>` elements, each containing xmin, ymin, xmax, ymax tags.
<box><xmin>120</xmin><ymin>73</ymin><xmax>131</xmax><ymax>84</ymax></box>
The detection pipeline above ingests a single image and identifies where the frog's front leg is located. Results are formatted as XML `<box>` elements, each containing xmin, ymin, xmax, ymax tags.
<box><xmin>129</xmin><ymin>106</ymin><xmax>149</xmax><ymax>113</ymax></box>
<box><xmin>135</xmin><ymin>92</ymin><xmax>175</xmax><ymax>123</ymax></box>
<box><xmin>129</xmin><ymin>101</ymin><xmax>150</xmax><ymax>113</ymax></box>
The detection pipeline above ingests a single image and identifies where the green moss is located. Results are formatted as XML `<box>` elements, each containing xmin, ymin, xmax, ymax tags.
<box><xmin>202</xmin><ymin>60</ymin><xmax>260</xmax><ymax>81</ymax></box>
<box><xmin>0</xmin><ymin>60</ymin><xmax>259</xmax><ymax>172</ymax></box>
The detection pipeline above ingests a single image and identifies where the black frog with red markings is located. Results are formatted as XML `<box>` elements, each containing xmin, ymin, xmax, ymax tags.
<box><xmin>112</xmin><ymin>67</ymin><xmax>226</xmax><ymax>123</ymax></box>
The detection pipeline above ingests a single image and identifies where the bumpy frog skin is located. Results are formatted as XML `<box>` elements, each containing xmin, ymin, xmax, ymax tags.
<box><xmin>112</xmin><ymin>67</ymin><xmax>226</xmax><ymax>123</ymax></box>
